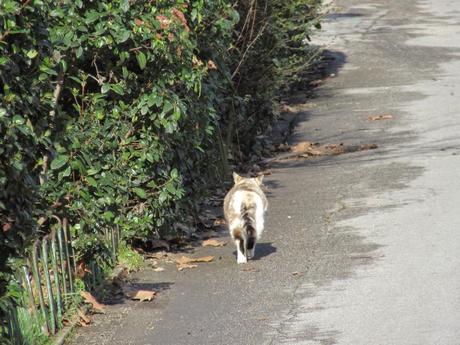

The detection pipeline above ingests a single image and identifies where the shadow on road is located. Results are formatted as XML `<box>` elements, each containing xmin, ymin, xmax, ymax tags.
<box><xmin>253</xmin><ymin>242</ymin><xmax>277</xmax><ymax>260</ymax></box>
<box><xmin>102</xmin><ymin>281</ymin><xmax>175</xmax><ymax>306</ymax></box>
<box><xmin>230</xmin><ymin>242</ymin><xmax>277</xmax><ymax>261</ymax></box>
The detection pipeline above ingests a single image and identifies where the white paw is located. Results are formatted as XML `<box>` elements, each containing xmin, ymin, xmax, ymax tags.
<box><xmin>237</xmin><ymin>257</ymin><xmax>248</xmax><ymax>264</ymax></box>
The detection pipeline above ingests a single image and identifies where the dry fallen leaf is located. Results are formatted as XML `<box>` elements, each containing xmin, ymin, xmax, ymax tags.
<box><xmin>153</xmin><ymin>267</ymin><xmax>165</xmax><ymax>272</ymax></box>
<box><xmin>290</xmin><ymin>141</ymin><xmax>314</xmax><ymax>153</ymax></box>
<box><xmin>175</xmin><ymin>255</ymin><xmax>214</xmax><ymax>265</ymax></box>
<box><xmin>202</xmin><ymin>239</ymin><xmax>226</xmax><ymax>247</ymax></box>
<box><xmin>76</xmin><ymin>261</ymin><xmax>91</xmax><ymax>278</ymax></box>
<box><xmin>368</xmin><ymin>114</ymin><xmax>393</xmax><ymax>121</ymax></box>
<box><xmin>2</xmin><ymin>222</ymin><xmax>11</xmax><ymax>234</ymax></box>
<box><xmin>125</xmin><ymin>289</ymin><xmax>156</xmax><ymax>301</ymax></box>
<box><xmin>175</xmin><ymin>255</ymin><xmax>213</xmax><ymax>271</ymax></box>
<box><xmin>207</xmin><ymin>60</ymin><xmax>217</xmax><ymax>70</ymax></box>
<box><xmin>292</xmin><ymin>142</ymin><xmax>378</xmax><ymax>158</ymax></box>
<box><xmin>177</xmin><ymin>263</ymin><xmax>198</xmax><ymax>271</ymax></box>
<box><xmin>291</xmin><ymin>271</ymin><xmax>304</xmax><ymax>277</ymax></box>
<box><xmin>80</xmin><ymin>291</ymin><xmax>106</xmax><ymax>313</ymax></box>
<box><xmin>77</xmin><ymin>308</ymin><xmax>91</xmax><ymax>326</ymax></box>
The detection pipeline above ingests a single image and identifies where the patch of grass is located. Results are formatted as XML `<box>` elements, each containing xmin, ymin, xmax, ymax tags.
<box><xmin>17</xmin><ymin>307</ymin><xmax>51</xmax><ymax>345</ymax></box>
<box><xmin>117</xmin><ymin>242</ymin><xmax>144</xmax><ymax>272</ymax></box>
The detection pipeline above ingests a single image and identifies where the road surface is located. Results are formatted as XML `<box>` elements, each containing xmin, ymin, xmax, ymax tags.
<box><xmin>69</xmin><ymin>1</ymin><xmax>460</xmax><ymax>344</ymax></box>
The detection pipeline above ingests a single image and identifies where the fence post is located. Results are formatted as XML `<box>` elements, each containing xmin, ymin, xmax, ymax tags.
<box><xmin>57</xmin><ymin>226</ymin><xmax>68</xmax><ymax>297</ymax></box>
<box><xmin>50</xmin><ymin>216</ymin><xmax>64</xmax><ymax>320</ymax></box>
<box><xmin>31</xmin><ymin>240</ymin><xmax>50</xmax><ymax>335</ymax></box>
<box><xmin>22</xmin><ymin>264</ymin><xmax>39</xmax><ymax>326</ymax></box>
<box><xmin>7</xmin><ymin>307</ymin><xmax>23</xmax><ymax>345</ymax></box>
<box><xmin>62</xmin><ymin>218</ymin><xmax>74</xmax><ymax>292</ymax></box>
<box><xmin>51</xmin><ymin>231</ymin><xmax>63</xmax><ymax>321</ymax></box>
<box><xmin>42</xmin><ymin>236</ymin><xmax>57</xmax><ymax>334</ymax></box>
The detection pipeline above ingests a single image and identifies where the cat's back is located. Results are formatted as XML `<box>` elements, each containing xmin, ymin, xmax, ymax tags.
<box><xmin>224</xmin><ymin>181</ymin><xmax>266</xmax><ymax>217</ymax></box>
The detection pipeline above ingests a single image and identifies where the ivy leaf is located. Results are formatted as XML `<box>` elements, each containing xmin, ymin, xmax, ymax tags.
<box><xmin>62</xmin><ymin>165</ymin><xmax>72</xmax><ymax>177</ymax></box>
<box><xmin>50</xmin><ymin>155</ymin><xmax>69</xmax><ymax>170</ymax></box>
<box><xmin>111</xmin><ymin>83</ymin><xmax>124</xmax><ymax>95</ymax></box>
<box><xmin>12</xmin><ymin>115</ymin><xmax>25</xmax><ymax>125</ymax></box>
<box><xmin>122</xmin><ymin>66</ymin><xmax>129</xmax><ymax>79</ymax></box>
<box><xmin>162</xmin><ymin>101</ymin><xmax>173</xmax><ymax>115</ymax></box>
<box><xmin>136</xmin><ymin>52</ymin><xmax>147</xmax><ymax>70</ymax></box>
<box><xmin>120</xmin><ymin>0</ymin><xmax>129</xmax><ymax>12</ymax></box>
<box><xmin>103</xmin><ymin>211</ymin><xmax>114</xmax><ymax>221</ymax></box>
<box><xmin>76</xmin><ymin>46</ymin><xmax>83</xmax><ymax>58</ymax></box>
<box><xmin>101</xmin><ymin>84</ymin><xmax>110</xmax><ymax>94</ymax></box>
<box><xmin>87</xmin><ymin>177</ymin><xmax>97</xmax><ymax>187</ymax></box>
<box><xmin>26</xmin><ymin>50</ymin><xmax>38</xmax><ymax>59</ymax></box>
<box><xmin>133</xmin><ymin>187</ymin><xmax>147</xmax><ymax>199</ymax></box>
<box><xmin>87</xmin><ymin>168</ymin><xmax>100</xmax><ymax>176</ymax></box>
<box><xmin>165</xmin><ymin>182</ymin><xmax>175</xmax><ymax>194</ymax></box>
<box><xmin>159</xmin><ymin>191</ymin><xmax>168</xmax><ymax>203</ymax></box>
<box><xmin>117</xmin><ymin>30</ymin><xmax>131</xmax><ymax>43</ymax></box>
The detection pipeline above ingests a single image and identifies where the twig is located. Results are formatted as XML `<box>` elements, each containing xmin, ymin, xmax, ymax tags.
<box><xmin>0</xmin><ymin>30</ymin><xmax>10</xmax><ymax>43</ymax></box>
<box><xmin>92</xmin><ymin>57</ymin><xmax>105</xmax><ymax>85</ymax></box>
<box><xmin>235</xmin><ymin>0</ymin><xmax>256</xmax><ymax>44</ymax></box>
<box><xmin>49</xmin><ymin>72</ymin><xmax>65</xmax><ymax>119</ymax></box>
<box><xmin>231</xmin><ymin>22</ymin><xmax>268</xmax><ymax>79</ymax></box>
<box><xmin>249</xmin><ymin>0</ymin><xmax>258</xmax><ymax>41</ymax></box>
<box><xmin>39</xmin><ymin>155</ymin><xmax>49</xmax><ymax>185</ymax></box>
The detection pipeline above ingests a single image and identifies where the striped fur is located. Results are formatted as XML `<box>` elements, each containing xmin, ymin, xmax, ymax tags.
<box><xmin>223</xmin><ymin>173</ymin><xmax>268</xmax><ymax>263</ymax></box>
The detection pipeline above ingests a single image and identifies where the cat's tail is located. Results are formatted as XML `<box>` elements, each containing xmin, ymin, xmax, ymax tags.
<box><xmin>241</xmin><ymin>203</ymin><xmax>257</xmax><ymax>255</ymax></box>
<box><xmin>230</xmin><ymin>203</ymin><xmax>257</xmax><ymax>259</ymax></box>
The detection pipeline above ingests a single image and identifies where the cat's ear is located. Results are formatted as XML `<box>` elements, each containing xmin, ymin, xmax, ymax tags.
<box><xmin>233</xmin><ymin>172</ymin><xmax>243</xmax><ymax>184</ymax></box>
<box><xmin>254</xmin><ymin>174</ymin><xmax>264</xmax><ymax>185</ymax></box>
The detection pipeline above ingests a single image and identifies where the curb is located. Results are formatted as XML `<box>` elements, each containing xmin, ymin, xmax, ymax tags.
<box><xmin>52</xmin><ymin>323</ymin><xmax>76</xmax><ymax>345</ymax></box>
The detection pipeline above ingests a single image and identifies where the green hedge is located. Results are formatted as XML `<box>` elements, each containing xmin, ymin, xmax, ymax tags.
<box><xmin>1</xmin><ymin>0</ymin><xmax>321</xmax><ymax>338</ymax></box>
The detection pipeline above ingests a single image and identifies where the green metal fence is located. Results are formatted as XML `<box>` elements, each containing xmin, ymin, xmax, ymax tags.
<box><xmin>5</xmin><ymin>216</ymin><xmax>119</xmax><ymax>344</ymax></box>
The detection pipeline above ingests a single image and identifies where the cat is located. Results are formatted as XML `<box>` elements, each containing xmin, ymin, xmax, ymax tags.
<box><xmin>223</xmin><ymin>172</ymin><xmax>268</xmax><ymax>263</ymax></box>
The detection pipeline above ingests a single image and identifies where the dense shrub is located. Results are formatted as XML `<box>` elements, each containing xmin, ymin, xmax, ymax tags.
<box><xmin>224</xmin><ymin>0</ymin><xmax>322</xmax><ymax>153</ymax></box>
<box><xmin>0</xmin><ymin>0</ymin><xmax>322</xmax><ymax>339</ymax></box>
<box><xmin>39</xmin><ymin>0</ymin><xmax>239</xmax><ymax>263</ymax></box>
<box><xmin>0</xmin><ymin>0</ymin><xmax>53</xmax><ymax>300</ymax></box>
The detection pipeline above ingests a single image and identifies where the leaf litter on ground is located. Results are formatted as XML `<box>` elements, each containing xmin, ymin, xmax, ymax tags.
<box><xmin>368</xmin><ymin>114</ymin><xmax>393</xmax><ymax>121</ymax></box>
<box><xmin>175</xmin><ymin>255</ymin><xmax>214</xmax><ymax>271</ymax></box>
<box><xmin>80</xmin><ymin>291</ymin><xmax>106</xmax><ymax>314</ymax></box>
<box><xmin>176</xmin><ymin>255</ymin><xmax>214</xmax><ymax>264</ymax></box>
<box><xmin>202</xmin><ymin>238</ymin><xmax>226</xmax><ymax>247</ymax></box>
<box><xmin>124</xmin><ymin>289</ymin><xmax>156</xmax><ymax>301</ymax></box>
<box><xmin>77</xmin><ymin>308</ymin><xmax>91</xmax><ymax>326</ymax></box>
<box><xmin>262</xmin><ymin>141</ymin><xmax>378</xmax><ymax>164</ymax></box>
<box><xmin>177</xmin><ymin>263</ymin><xmax>198</xmax><ymax>271</ymax></box>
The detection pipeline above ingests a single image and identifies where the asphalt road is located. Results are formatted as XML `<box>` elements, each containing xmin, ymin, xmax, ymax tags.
<box><xmin>69</xmin><ymin>1</ymin><xmax>460</xmax><ymax>344</ymax></box>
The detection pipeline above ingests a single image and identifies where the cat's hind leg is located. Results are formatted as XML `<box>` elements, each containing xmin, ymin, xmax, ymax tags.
<box><xmin>235</xmin><ymin>238</ymin><xmax>247</xmax><ymax>264</ymax></box>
